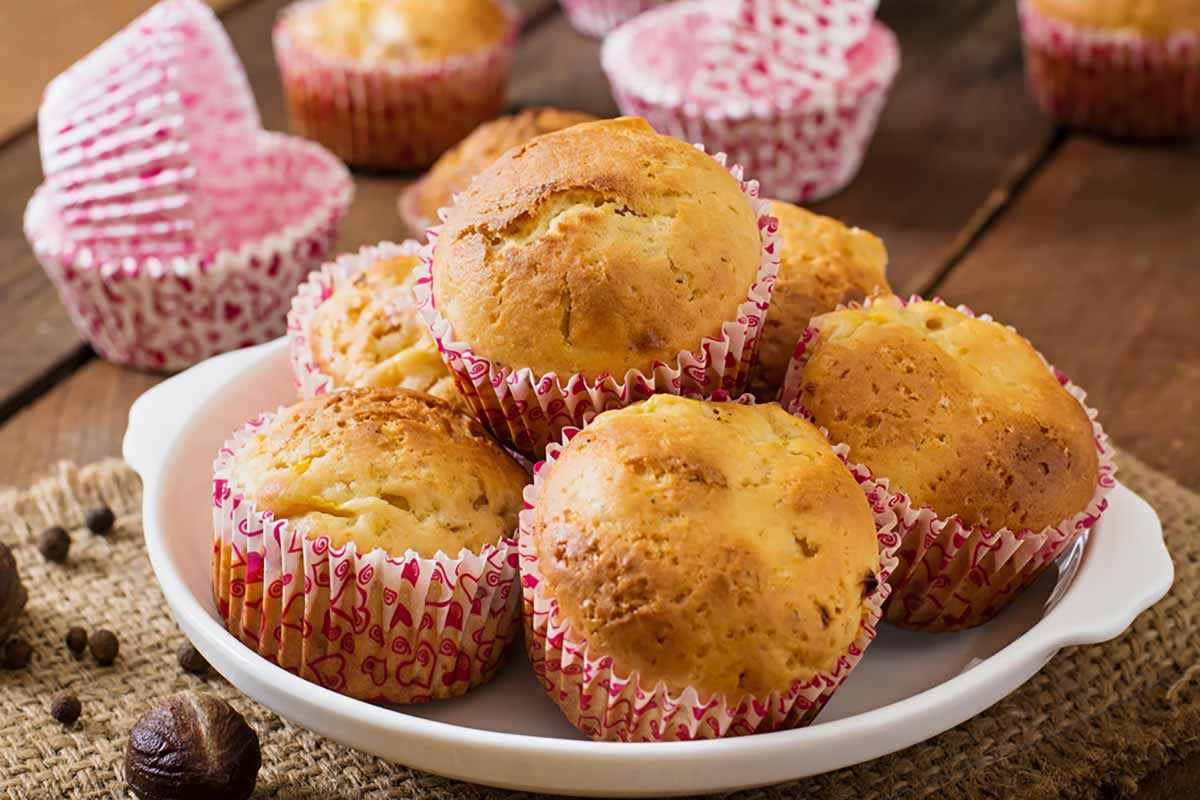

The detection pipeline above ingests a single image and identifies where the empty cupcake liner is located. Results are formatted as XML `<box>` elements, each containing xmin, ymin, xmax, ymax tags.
<box><xmin>779</xmin><ymin>296</ymin><xmax>1117</xmax><ymax>632</ymax></box>
<box><xmin>273</xmin><ymin>0</ymin><xmax>518</xmax><ymax>171</ymax></box>
<box><xmin>25</xmin><ymin>132</ymin><xmax>352</xmax><ymax>372</ymax></box>
<box><xmin>558</xmin><ymin>0</ymin><xmax>671</xmax><ymax>37</ymax></box>
<box><xmin>413</xmin><ymin>150</ymin><xmax>780</xmax><ymax>458</ymax></box>
<box><xmin>212</xmin><ymin>409</ymin><xmax>522</xmax><ymax>703</ymax></box>
<box><xmin>519</xmin><ymin>423</ymin><xmax>901</xmax><ymax>741</ymax></box>
<box><xmin>1018</xmin><ymin>0</ymin><xmax>1200</xmax><ymax>141</ymax></box>
<box><xmin>287</xmin><ymin>240</ymin><xmax>425</xmax><ymax>397</ymax></box>
<box><xmin>38</xmin><ymin>0</ymin><xmax>261</xmax><ymax>257</ymax></box>
<box><xmin>602</xmin><ymin>1</ymin><xmax>900</xmax><ymax>203</ymax></box>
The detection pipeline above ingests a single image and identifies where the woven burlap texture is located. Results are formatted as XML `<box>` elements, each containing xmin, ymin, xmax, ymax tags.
<box><xmin>0</xmin><ymin>453</ymin><xmax>1195</xmax><ymax>799</ymax></box>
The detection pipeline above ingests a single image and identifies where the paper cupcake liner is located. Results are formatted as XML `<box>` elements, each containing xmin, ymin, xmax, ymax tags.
<box><xmin>601</xmin><ymin>2</ymin><xmax>900</xmax><ymax>203</ymax></box>
<box><xmin>779</xmin><ymin>296</ymin><xmax>1117</xmax><ymax>632</ymax></box>
<box><xmin>558</xmin><ymin>0</ymin><xmax>670</xmax><ymax>37</ymax></box>
<box><xmin>413</xmin><ymin>150</ymin><xmax>780</xmax><ymax>458</ymax></box>
<box><xmin>273</xmin><ymin>1</ymin><xmax>518</xmax><ymax>171</ymax></box>
<box><xmin>38</xmin><ymin>0</ymin><xmax>261</xmax><ymax>255</ymax></box>
<box><xmin>287</xmin><ymin>240</ymin><xmax>424</xmax><ymax>397</ymax></box>
<box><xmin>212</xmin><ymin>410</ymin><xmax>521</xmax><ymax>703</ymax></box>
<box><xmin>1018</xmin><ymin>0</ymin><xmax>1200</xmax><ymax>141</ymax></box>
<box><xmin>518</xmin><ymin>423</ymin><xmax>900</xmax><ymax>741</ymax></box>
<box><xmin>24</xmin><ymin>132</ymin><xmax>353</xmax><ymax>372</ymax></box>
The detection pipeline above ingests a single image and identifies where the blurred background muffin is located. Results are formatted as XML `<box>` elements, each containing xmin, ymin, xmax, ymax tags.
<box><xmin>289</xmin><ymin>242</ymin><xmax>466</xmax><ymax>408</ymax></box>
<box><xmin>400</xmin><ymin>107</ymin><xmax>597</xmax><ymax>234</ymax></box>
<box><xmin>215</xmin><ymin>388</ymin><xmax>529</xmax><ymax>702</ymax></box>
<box><xmin>421</xmin><ymin>116</ymin><xmax>774</xmax><ymax>454</ymax></box>
<box><xmin>274</xmin><ymin>0</ymin><xmax>517</xmax><ymax>170</ymax></box>
<box><xmin>1019</xmin><ymin>0</ymin><xmax>1200</xmax><ymax>141</ymax></box>
<box><xmin>522</xmin><ymin>395</ymin><xmax>886</xmax><ymax>740</ymax></box>
<box><xmin>558</xmin><ymin>0</ymin><xmax>671</xmax><ymax>38</ymax></box>
<box><xmin>785</xmin><ymin>297</ymin><xmax>1109</xmax><ymax>630</ymax></box>
<box><xmin>750</xmin><ymin>201</ymin><xmax>891</xmax><ymax>400</ymax></box>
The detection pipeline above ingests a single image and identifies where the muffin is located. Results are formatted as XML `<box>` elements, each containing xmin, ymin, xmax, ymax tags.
<box><xmin>750</xmin><ymin>201</ymin><xmax>890</xmax><ymax>400</ymax></box>
<box><xmin>400</xmin><ymin>107</ymin><xmax>598</xmax><ymax>234</ymax></box>
<box><xmin>416</xmin><ymin>116</ymin><xmax>778</xmax><ymax>456</ymax></box>
<box><xmin>288</xmin><ymin>241</ymin><xmax>465</xmax><ymax>408</ymax></box>
<box><xmin>273</xmin><ymin>0</ymin><xmax>517</xmax><ymax>170</ymax></box>
<box><xmin>212</xmin><ymin>388</ymin><xmax>529</xmax><ymax>702</ymax></box>
<box><xmin>558</xmin><ymin>0</ymin><xmax>671</xmax><ymax>37</ymax></box>
<box><xmin>602</xmin><ymin>2</ymin><xmax>900</xmax><ymax>202</ymax></box>
<box><xmin>520</xmin><ymin>394</ymin><xmax>897</xmax><ymax>741</ymax></box>
<box><xmin>780</xmin><ymin>296</ymin><xmax>1114</xmax><ymax>631</ymax></box>
<box><xmin>1019</xmin><ymin>0</ymin><xmax>1200</xmax><ymax>141</ymax></box>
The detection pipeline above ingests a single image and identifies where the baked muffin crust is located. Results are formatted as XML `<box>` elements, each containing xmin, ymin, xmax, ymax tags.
<box><xmin>431</xmin><ymin>117</ymin><xmax>763</xmax><ymax>379</ymax></box>
<box><xmin>529</xmin><ymin>395</ymin><xmax>879</xmax><ymax>700</ymax></box>
<box><xmin>307</xmin><ymin>254</ymin><xmax>463</xmax><ymax>408</ymax></box>
<box><xmin>1029</xmin><ymin>0</ymin><xmax>1200</xmax><ymax>36</ymax></box>
<box><xmin>405</xmin><ymin>108</ymin><xmax>598</xmax><ymax>231</ymax></box>
<box><xmin>752</xmin><ymin>201</ymin><xmax>890</xmax><ymax>399</ymax></box>
<box><xmin>231</xmin><ymin>388</ymin><xmax>528</xmax><ymax>558</ymax></box>
<box><xmin>796</xmin><ymin>298</ymin><xmax>1099</xmax><ymax>533</ymax></box>
<box><xmin>289</xmin><ymin>0</ymin><xmax>510</xmax><ymax>63</ymax></box>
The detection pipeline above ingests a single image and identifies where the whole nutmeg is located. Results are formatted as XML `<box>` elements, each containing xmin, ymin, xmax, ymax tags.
<box><xmin>0</xmin><ymin>540</ymin><xmax>27</xmax><ymax>642</ymax></box>
<box><xmin>126</xmin><ymin>691</ymin><xmax>260</xmax><ymax>800</ymax></box>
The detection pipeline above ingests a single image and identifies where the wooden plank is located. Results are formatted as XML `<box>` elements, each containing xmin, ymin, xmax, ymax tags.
<box><xmin>934</xmin><ymin>137</ymin><xmax>1200</xmax><ymax>488</ymax></box>
<box><xmin>0</xmin><ymin>0</ymin><xmax>247</xmax><ymax>145</ymax></box>
<box><xmin>814</xmin><ymin>0</ymin><xmax>1054</xmax><ymax>293</ymax></box>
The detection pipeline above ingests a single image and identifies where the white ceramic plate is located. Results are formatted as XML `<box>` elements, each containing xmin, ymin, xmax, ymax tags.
<box><xmin>124</xmin><ymin>339</ymin><xmax>1174</xmax><ymax>798</ymax></box>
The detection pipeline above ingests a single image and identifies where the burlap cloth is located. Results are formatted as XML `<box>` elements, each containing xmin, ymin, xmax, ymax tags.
<box><xmin>0</xmin><ymin>453</ymin><xmax>1196</xmax><ymax>799</ymax></box>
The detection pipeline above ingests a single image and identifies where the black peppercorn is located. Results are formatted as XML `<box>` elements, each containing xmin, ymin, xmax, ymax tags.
<box><xmin>50</xmin><ymin>692</ymin><xmax>81</xmax><ymax>725</ymax></box>
<box><xmin>3</xmin><ymin>637</ymin><xmax>31</xmax><ymax>669</ymax></box>
<box><xmin>84</xmin><ymin>505</ymin><xmax>115</xmax><ymax>536</ymax></box>
<box><xmin>65</xmin><ymin>626</ymin><xmax>88</xmax><ymax>658</ymax></box>
<box><xmin>177</xmin><ymin>642</ymin><xmax>209</xmax><ymax>676</ymax></box>
<box><xmin>37</xmin><ymin>526</ymin><xmax>71</xmax><ymax>563</ymax></box>
<box><xmin>90</xmin><ymin>629</ymin><xmax>119</xmax><ymax>666</ymax></box>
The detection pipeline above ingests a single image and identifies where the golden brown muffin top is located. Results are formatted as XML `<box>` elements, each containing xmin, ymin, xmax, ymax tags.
<box><xmin>751</xmin><ymin>201</ymin><xmax>890</xmax><ymax>400</ymax></box>
<box><xmin>405</xmin><ymin>108</ymin><xmax>599</xmax><ymax>232</ymax></box>
<box><xmin>288</xmin><ymin>0</ymin><xmax>510</xmax><ymax>63</ymax></box>
<box><xmin>231</xmin><ymin>388</ymin><xmax>528</xmax><ymax>558</ymax></box>
<box><xmin>796</xmin><ymin>298</ymin><xmax>1099</xmax><ymax>533</ymax></box>
<box><xmin>431</xmin><ymin>117</ymin><xmax>763</xmax><ymax>379</ymax></box>
<box><xmin>308</xmin><ymin>254</ymin><xmax>465</xmax><ymax>409</ymax></box>
<box><xmin>1029</xmin><ymin>0</ymin><xmax>1200</xmax><ymax>35</ymax></box>
<box><xmin>529</xmin><ymin>395</ymin><xmax>880</xmax><ymax>700</ymax></box>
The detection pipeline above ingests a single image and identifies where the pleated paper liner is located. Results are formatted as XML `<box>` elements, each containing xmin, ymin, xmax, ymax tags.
<box><xmin>1017</xmin><ymin>0</ymin><xmax>1200</xmax><ymax>142</ymax></box>
<box><xmin>273</xmin><ymin>0</ymin><xmax>518</xmax><ymax>171</ymax></box>
<box><xmin>779</xmin><ymin>296</ymin><xmax>1117</xmax><ymax>632</ymax></box>
<box><xmin>38</xmin><ymin>0</ymin><xmax>261</xmax><ymax>257</ymax></box>
<box><xmin>519</xmin><ymin>422</ymin><xmax>901</xmax><ymax>741</ymax></box>
<box><xmin>212</xmin><ymin>410</ymin><xmax>522</xmax><ymax>703</ymax></box>
<box><xmin>413</xmin><ymin>150</ymin><xmax>780</xmax><ymax>459</ymax></box>
<box><xmin>558</xmin><ymin>0</ymin><xmax>670</xmax><ymax>38</ymax></box>
<box><xmin>24</xmin><ymin>132</ymin><xmax>352</xmax><ymax>372</ymax></box>
<box><xmin>602</xmin><ymin>0</ymin><xmax>900</xmax><ymax>203</ymax></box>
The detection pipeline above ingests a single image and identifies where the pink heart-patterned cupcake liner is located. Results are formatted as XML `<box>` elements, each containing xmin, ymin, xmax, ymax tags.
<box><xmin>1018</xmin><ymin>0</ymin><xmax>1200</xmax><ymax>142</ymax></box>
<box><xmin>38</xmin><ymin>0</ymin><xmax>261</xmax><ymax>258</ymax></box>
<box><xmin>25</xmin><ymin>132</ymin><xmax>353</xmax><ymax>372</ymax></box>
<box><xmin>212</xmin><ymin>409</ymin><xmax>522</xmax><ymax>704</ymax></box>
<box><xmin>601</xmin><ymin>0</ymin><xmax>900</xmax><ymax>203</ymax></box>
<box><xmin>519</xmin><ymin>422</ymin><xmax>901</xmax><ymax>741</ymax></box>
<box><xmin>286</xmin><ymin>239</ymin><xmax>424</xmax><ymax>397</ymax></box>
<box><xmin>779</xmin><ymin>295</ymin><xmax>1117</xmax><ymax>632</ymax></box>
<box><xmin>557</xmin><ymin>0</ymin><xmax>670</xmax><ymax>38</ymax></box>
<box><xmin>412</xmin><ymin>149</ymin><xmax>780</xmax><ymax>459</ymax></box>
<box><xmin>273</xmin><ymin>0</ymin><xmax>518</xmax><ymax>171</ymax></box>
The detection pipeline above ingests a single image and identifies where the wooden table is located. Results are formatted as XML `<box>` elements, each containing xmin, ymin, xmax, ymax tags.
<box><xmin>0</xmin><ymin>0</ymin><xmax>1196</xmax><ymax>795</ymax></box>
